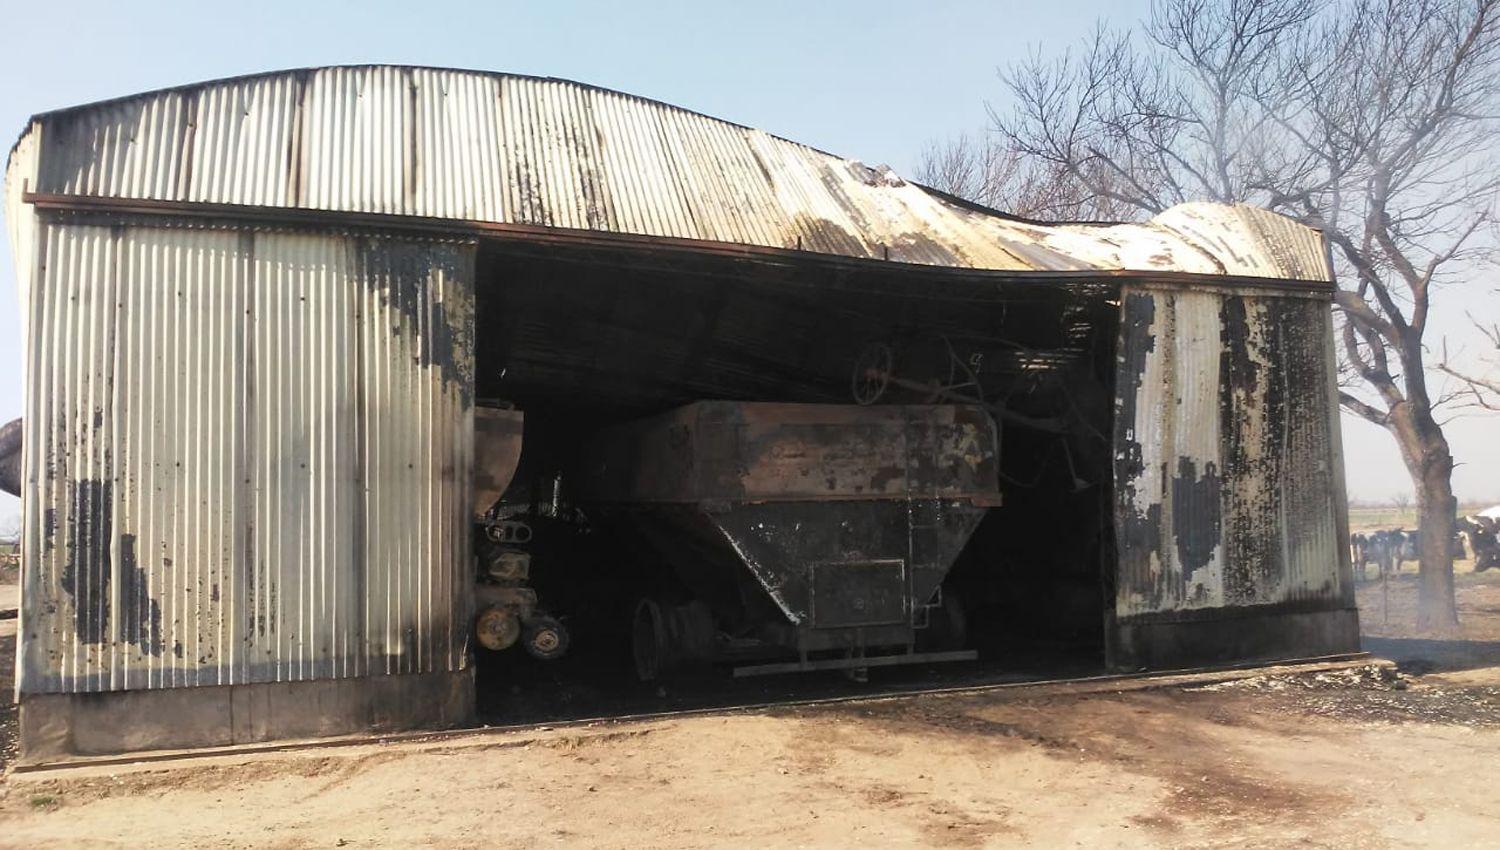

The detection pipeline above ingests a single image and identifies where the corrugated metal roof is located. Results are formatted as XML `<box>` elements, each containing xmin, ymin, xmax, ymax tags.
<box><xmin>6</xmin><ymin>65</ymin><xmax>1332</xmax><ymax>283</ymax></box>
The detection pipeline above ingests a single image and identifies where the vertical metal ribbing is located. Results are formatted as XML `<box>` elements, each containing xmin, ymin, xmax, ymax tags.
<box><xmin>18</xmin><ymin>222</ymin><xmax>474</xmax><ymax>695</ymax></box>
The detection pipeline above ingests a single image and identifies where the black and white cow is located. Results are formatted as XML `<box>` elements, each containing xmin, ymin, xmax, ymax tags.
<box><xmin>1351</xmin><ymin>530</ymin><xmax>1401</xmax><ymax>580</ymax></box>
<box><xmin>1460</xmin><ymin>516</ymin><xmax>1500</xmax><ymax>573</ymax></box>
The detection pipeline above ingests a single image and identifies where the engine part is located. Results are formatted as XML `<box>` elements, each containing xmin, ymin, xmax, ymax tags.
<box><xmin>483</xmin><ymin>520</ymin><xmax>533</xmax><ymax>544</ymax></box>
<box><xmin>476</xmin><ymin>605</ymin><xmax>523</xmax><ymax>652</ymax></box>
<box><xmin>483</xmin><ymin>547</ymin><xmax>530</xmax><ymax>582</ymax></box>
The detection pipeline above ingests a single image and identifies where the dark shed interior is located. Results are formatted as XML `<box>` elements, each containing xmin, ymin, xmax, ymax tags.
<box><xmin>470</xmin><ymin>238</ymin><xmax>1123</xmax><ymax>717</ymax></box>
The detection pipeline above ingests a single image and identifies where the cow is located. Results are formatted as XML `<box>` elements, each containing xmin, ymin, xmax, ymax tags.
<box><xmin>1393</xmin><ymin>530</ymin><xmax>1417</xmax><ymax>572</ymax></box>
<box><xmin>1351</xmin><ymin>533</ymin><xmax>1369</xmax><ymax>576</ymax></box>
<box><xmin>1460</xmin><ymin>516</ymin><xmax>1500</xmax><ymax>573</ymax></box>
<box><xmin>1351</xmin><ymin>530</ymin><xmax>1400</xmax><ymax>581</ymax></box>
<box><xmin>1370</xmin><ymin>530</ymin><xmax>1401</xmax><ymax>578</ymax></box>
<box><xmin>1353</xmin><ymin>524</ymin><xmax>1476</xmax><ymax>581</ymax></box>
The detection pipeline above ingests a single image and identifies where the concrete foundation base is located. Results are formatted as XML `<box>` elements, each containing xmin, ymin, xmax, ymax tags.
<box><xmin>1107</xmin><ymin>606</ymin><xmax>1361</xmax><ymax>672</ymax></box>
<box><xmin>18</xmin><ymin>668</ymin><xmax>474</xmax><ymax>764</ymax></box>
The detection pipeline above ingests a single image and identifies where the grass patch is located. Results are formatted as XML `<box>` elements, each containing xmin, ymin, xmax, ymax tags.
<box><xmin>1348</xmin><ymin>504</ymin><xmax>1492</xmax><ymax>533</ymax></box>
<box><xmin>29</xmin><ymin>794</ymin><xmax>58</xmax><ymax>809</ymax></box>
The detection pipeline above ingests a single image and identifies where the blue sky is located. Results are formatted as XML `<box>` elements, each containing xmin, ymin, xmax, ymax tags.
<box><xmin>0</xmin><ymin>0</ymin><xmax>1495</xmax><ymax>525</ymax></box>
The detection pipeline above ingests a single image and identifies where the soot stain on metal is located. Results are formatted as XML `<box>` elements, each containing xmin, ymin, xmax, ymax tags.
<box><xmin>1170</xmin><ymin>456</ymin><xmax>1222</xmax><ymax>600</ymax></box>
<box><xmin>1219</xmin><ymin>296</ymin><xmax>1258</xmax><ymax>395</ymax></box>
<box><xmin>119</xmin><ymin>533</ymin><xmax>164</xmax><ymax>657</ymax></box>
<box><xmin>56</xmin><ymin>479</ymin><xmax>167</xmax><ymax>655</ymax></box>
<box><xmin>61</xmin><ymin>479</ymin><xmax>111</xmax><ymax>645</ymax></box>
<box><xmin>869</xmin><ymin>464</ymin><xmax>903</xmax><ymax>493</ymax></box>
<box><xmin>360</xmin><ymin>238</ymin><xmax>473</xmax><ymax>404</ymax></box>
<box><xmin>42</xmin><ymin>508</ymin><xmax>57</xmax><ymax>553</ymax></box>
<box><xmin>1113</xmin><ymin>292</ymin><xmax>1161</xmax><ymax>600</ymax></box>
<box><xmin>1219</xmin><ymin>294</ymin><xmax>1260</xmax><ymax>602</ymax></box>
<box><xmin>1217</xmin><ymin>295</ymin><xmax>1294</xmax><ymax>605</ymax></box>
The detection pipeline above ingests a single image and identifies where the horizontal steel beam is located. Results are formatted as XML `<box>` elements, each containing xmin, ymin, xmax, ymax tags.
<box><xmin>22</xmin><ymin>190</ymin><xmax>1335</xmax><ymax>295</ymax></box>
<box><xmin>732</xmin><ymin>649</ymin><xmax>979</xmax><ymax>678</ymax></box>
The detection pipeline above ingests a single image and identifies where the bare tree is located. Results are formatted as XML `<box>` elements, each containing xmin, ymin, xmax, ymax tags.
<box><xmin>1440</xmin><ymin>304</ymin><xmax>1500</xmax><ymax>410</ymax></box>
<box><xmin>958</xmin><ymin>0</ymin><xmax>1500</xmax><ymax>629</ymax></box>
<box><xmin>913</xmin><ymin>133</ymin><xmax>1135</xmax><ymax>220</ymax></box>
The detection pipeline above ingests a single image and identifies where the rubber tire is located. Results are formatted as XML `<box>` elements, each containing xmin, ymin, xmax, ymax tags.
<box><xmin>632</xmin><ymin>598</ymin><xmax>669</xmax><ymax>682</ymax></box>
<box><xmin>522</xmin><ymin>616</ymin><xmax>570</xmax><ymax>661</ymax></box>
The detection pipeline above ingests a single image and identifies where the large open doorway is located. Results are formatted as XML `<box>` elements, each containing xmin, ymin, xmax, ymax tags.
<box><xmin>467</xmin><ymin>237</ymin><xmax>1121</xmax><ymax>721</ymax></box>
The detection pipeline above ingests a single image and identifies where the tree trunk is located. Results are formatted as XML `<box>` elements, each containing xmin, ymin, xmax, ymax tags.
<box><xmin>1407</xmin><ymin>428</ymin><xmax>1460</xmax><ymax>633</ymax></box>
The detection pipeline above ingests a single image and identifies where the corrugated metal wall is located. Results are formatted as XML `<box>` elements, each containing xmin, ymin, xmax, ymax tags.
<box><xmin>18</xmin><ymin>220</ymin><xmax>473</xmax><ymax>693</ymax></box>
<box><xmin>17</xmin><ymin>66</ymin><xmax>1333</xmax><ymax>280</ymax></box>
<box><xmin>1112</xmin><ymin>282</ymin><xmax>1349</xmax><ymax>618</ymax></box>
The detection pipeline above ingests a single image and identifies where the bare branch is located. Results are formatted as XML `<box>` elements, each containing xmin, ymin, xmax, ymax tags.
<box><xmin>924</xmin><ymin>0</ymin><xmax>1500</xmax><ymax>623</ymax></box>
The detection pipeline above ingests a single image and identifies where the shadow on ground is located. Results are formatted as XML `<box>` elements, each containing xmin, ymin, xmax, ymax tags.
<box><xmin>1362</xmin><ymin>636</ymin><xmax>1500</xmax><ymax>674</ymax></box>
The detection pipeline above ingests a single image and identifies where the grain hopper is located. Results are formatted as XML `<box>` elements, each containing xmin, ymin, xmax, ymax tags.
<box><xmin>577</xmin><ymin>401</ymin><xmax>1001</xmax><ymax>678</ymax></box>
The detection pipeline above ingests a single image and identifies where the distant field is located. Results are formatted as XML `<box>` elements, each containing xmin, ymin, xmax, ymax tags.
<box><xmin>1347</xmin><ymin>504</ymin><xmax>1491</xmax><ymax>533</ymax></box>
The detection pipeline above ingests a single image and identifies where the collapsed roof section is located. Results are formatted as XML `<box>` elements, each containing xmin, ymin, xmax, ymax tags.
<box><xmin>5</xmin><ymin>65</ymin><xmax>1330</xmax><ymax>284</ymax></box>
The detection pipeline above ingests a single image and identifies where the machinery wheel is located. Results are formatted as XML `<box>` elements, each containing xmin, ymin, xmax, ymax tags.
<box><xmin>632</xmin><ymin>597</ymin><xmax>715</xmax><ymax>681</ymax></box>
<box><xmin>475</xmin><ymin>606</ymin><xmax>522</xmax><ymax>652</ymax></box>
<box><xmin>522</xmin><ymin>616</ymin><xmax>570</xmax><ymax>660</ymax></box>
<box><xmin>632</xmin><ymin>598</ymin><xmax>670</xmax><ymax>682</ymax></box>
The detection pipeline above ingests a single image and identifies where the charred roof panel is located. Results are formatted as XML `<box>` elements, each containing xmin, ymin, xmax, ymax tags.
<box><xmin>7</xmin><ymin>65</ymin><xmax>1332</xmax><ymax>283</ymax></box>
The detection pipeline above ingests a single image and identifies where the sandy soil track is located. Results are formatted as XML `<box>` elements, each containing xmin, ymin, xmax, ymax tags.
<box><xmin>2</xmin><ymin>569</ymin><xmax>1498</xmax><ymax>848</ymax></box>
<box><xmin>1</xmin><ymin>659</ymin><xmax>1497</xmax><ymax>849</ymax></box>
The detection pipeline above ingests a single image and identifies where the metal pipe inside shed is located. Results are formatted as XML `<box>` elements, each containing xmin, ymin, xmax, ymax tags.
<box><xmin>2</xmin><ymin>65</ymin><xmax>1356</xmax><ymax>761</ymax></box>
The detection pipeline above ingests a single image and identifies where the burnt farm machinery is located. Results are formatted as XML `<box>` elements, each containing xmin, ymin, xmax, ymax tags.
<box><xmin>574</xmin><ymin>401</ymin><xmax>1001</xmax><ymax>679</ymax></box>
<box><xmin>470</xmin><ymin>406</ymin><xmax>573</xmax><ymax>662</ymax></box>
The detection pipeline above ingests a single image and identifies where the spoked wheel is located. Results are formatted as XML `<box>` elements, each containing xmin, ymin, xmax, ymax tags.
<box><xmin>851</xmin><ymin>342</ymin><xmax>894</xmax><ymax>405</ymax></box>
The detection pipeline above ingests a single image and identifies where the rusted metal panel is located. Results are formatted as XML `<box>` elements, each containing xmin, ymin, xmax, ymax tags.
<box><xmin>577</xmin><ymin>402</ymin><xmax>1001</xmax><ymax>504</ymax></box>
<box><xmin>17</xmin><ymin>221</ymin><xmax>473</xmax><ymax>694</ymax></box>
<box><xmin>1112</xmin><ymin>283</ymin><xmax>1346</xmax><ymax>620</ymax></box>
<box><xmin>578</xmin><ymin>402</ymin><xmax>997</xmax><ymax>666</ymax></box>
<box><xmin>9</xmin><ymin>66</ymin><xmax>1333</xmax><ymax>283</ymax></box>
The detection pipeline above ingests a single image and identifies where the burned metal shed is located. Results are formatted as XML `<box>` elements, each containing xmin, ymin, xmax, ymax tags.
<box><xmin>3</xmin><ymin>65</ymin><xmax>1355</xmax><ymax>761</ymax></box>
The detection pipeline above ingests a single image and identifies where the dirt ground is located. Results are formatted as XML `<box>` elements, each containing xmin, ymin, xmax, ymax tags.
<box><xmin>1</xmin><ymin>569</ymin><xmax>1498</xmax><ymax>849</ymax></box>
<box><xmin>0</xmin><ymin>662</ymin><xmax>1496</xmax><ymax>849</ymax></box>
